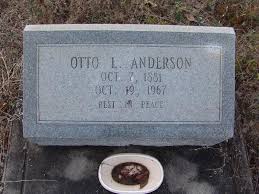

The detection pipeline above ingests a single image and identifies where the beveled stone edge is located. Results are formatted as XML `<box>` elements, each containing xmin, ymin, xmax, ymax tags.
<box><xmin>24</xmin><ymin>24</ymin><xmax>235</xmax><ymax>34</ymax></box>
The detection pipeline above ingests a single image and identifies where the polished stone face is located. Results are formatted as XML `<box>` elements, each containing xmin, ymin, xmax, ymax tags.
<box><xmin>23</xmin><ymin>24</ymin><xmax>235</xmax><ymax>146</ymax></box>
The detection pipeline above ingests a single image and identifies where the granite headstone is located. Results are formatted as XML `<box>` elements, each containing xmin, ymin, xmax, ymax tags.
<box><xmin>23</xmin><ymin>24</ymin><xmax>235</xmax><ymax>146</ymax></box>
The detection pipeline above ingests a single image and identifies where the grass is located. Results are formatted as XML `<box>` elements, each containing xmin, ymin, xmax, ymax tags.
<box><xmin>0</xmin><ymin>0</ymin><xmax>258</xmax><ymax>192</ymax></box>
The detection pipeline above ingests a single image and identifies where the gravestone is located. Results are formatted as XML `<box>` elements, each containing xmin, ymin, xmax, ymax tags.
<box><xmin>23</xmin><ymin>24</ymin><xmax>235</xmax><ymax>146</ymax></box>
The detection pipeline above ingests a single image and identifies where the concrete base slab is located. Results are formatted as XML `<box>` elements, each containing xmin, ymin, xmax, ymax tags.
<box><xmin>3</xmin><ymin>121</ymin><xmax>254</xmax><ymax>194</ymax></box>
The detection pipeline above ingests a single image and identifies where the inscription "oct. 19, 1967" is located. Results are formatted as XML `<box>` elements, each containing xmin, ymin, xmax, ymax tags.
<box><xmin>70</xmin><ymin>55</ymin><xmax>191</xmax><ymax>110</ymax></box>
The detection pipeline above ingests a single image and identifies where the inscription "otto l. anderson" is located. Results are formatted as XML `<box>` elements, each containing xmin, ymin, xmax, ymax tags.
<box><xmin>70</xmin><ymin>56</ymin><xmax>191</xmax><ymax>70</ymax></box>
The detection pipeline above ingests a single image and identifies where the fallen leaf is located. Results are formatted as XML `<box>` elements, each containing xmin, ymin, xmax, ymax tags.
<box><xmin>144</xmin><ymin>0</ymin><xmax>157</xmax><ymax>8</ymax></box>
<box><xmin>185</xmin><ymin>13</ymin><xmax>197</xmax><ymax>22</ymax></box>
<box><xmin>0</xmin><ymin>101</ymin><xmax>6</xmax><ymax>111</ymax></box>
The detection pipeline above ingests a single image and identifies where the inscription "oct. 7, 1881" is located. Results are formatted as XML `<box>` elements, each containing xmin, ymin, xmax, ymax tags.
<box><xmin>37</xmin><ymin>44</ymin><xmax>222</xmax><ymax>124</ymax></box>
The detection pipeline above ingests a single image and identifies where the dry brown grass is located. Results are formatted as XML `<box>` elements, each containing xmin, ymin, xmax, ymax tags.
<box><xmin>0</xmin><ymin>0</ymin><xmax>258</xmax><ymax>191</ymax></box>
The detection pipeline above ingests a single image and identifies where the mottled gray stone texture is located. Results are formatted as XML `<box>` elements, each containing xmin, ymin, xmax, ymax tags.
<box><xmin>23</xmin><ymin>24</ymin><xmax>235</xmax><ymax>146</ymax></box>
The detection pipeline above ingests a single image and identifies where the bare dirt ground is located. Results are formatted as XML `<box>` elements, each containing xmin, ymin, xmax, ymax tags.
<box><xmin>0</xmin><ymin>0</ymin><xmax>258</xmax><ymax>192</ymax></box>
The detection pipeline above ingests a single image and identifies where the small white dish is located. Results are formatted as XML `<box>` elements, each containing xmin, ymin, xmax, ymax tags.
<box><xmin>98</xmin><ymin>153</ymin><xmax>164</xmax><ymax>194</ymax></box>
